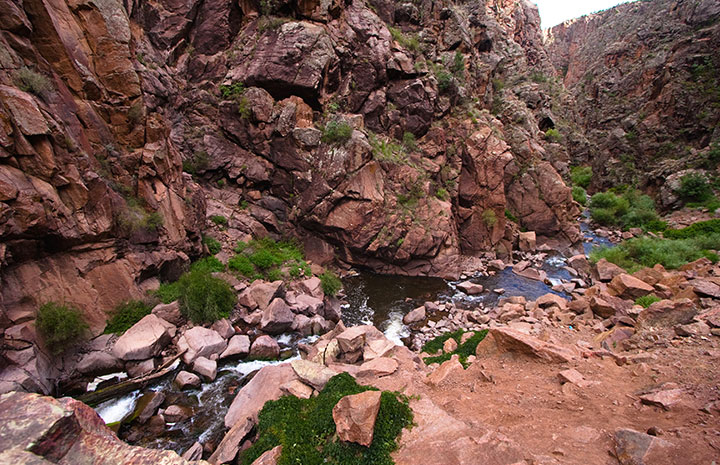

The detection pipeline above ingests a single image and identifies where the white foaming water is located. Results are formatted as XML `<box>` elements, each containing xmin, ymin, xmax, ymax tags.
<box><xmin>545</xmin><ymin>255</ymin><xmax>567</xmax><ymax>267</ymax></box>
<box><xmin>95</xmin><ymin>390</ymin><xmax>140</xmax><ymax>424</ymax></box>
<box><xmin>228</xmin><ymin>355</ymin><xmax>300</xmax><ymax>377</ymax></box>
<box><xmin>276</xmin><ymin>334</ymin><xmax>293</xmax><ymax>346</ymax></box>
<box><xmin>547</xmin><ymin>277</ymin><xmax>563</xmax><ymax>287</ymax></box>
<box><xmin>87</xmin><ymin>371</ymin><xmax>128</xmax><ymax>392</ymax></box>
<box><xmin>382</xmin><ymin>311</ymin><xmax>408</xmax><ymax>346</ymax></box>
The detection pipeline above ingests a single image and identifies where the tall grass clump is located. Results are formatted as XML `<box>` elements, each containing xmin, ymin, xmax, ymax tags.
<box><xmin>229</xmin><ymin>237</ymin><xmax>310</xmax><ymax>281</ymax></box>
<box><xmin>36</xmin><ymin>302</ymin><xmax>88</xmax><ymax>354</ymax></box>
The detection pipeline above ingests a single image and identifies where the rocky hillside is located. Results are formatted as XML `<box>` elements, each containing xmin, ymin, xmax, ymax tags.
<box><xmin>0</xmin><ymin>0</ymin><xmax>583</xmax><ymax>337</ymax></box>
<box><xmin>545</xmin><ymin>0</ymin><xmax>720</xmax><ymax>198</ymax></box>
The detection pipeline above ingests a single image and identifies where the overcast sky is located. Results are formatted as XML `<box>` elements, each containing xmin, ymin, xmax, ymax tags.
<box><xmin>533</xmin><ymin>0</ymin><xmax>636</xmax><ymax>29</ymax></box>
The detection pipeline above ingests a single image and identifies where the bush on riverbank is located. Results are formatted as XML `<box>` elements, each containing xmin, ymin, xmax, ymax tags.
<box><xmin>104</xmin><ymin>300</ymin><xmax>153</xmax><ymax>335</ymax></box>
<box><xmin>422</xmin><ymin>329</ymin><xmax>489</xmax><ymax>367</ymax></box>
<box><xmin>178</xmin><ymin>268</ymin><xmax>236</xmax><ymax>323</ymax></box>
<box><xmin>588</xmin><ymin>189</ymin><xmax>665</xmax><ymax>231</ymax></box>
<box><xmin>239</xmin><ymin>373</ymin><xmax>413</xmax><ymax>465</ymax></box>
<box><xmin>320</xmin><ymin>271</ymin><xmax>342</xmax><ymax>297</ymax></box>
<box><xmin>36</xmin><ymin>302</ymin><xmax>89</xmax><ymax>354</ymax></box>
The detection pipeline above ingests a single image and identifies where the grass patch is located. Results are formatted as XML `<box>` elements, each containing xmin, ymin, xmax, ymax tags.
<box><xmin>545</xmin><ymin>128</ymin><xmax>561</xmax><ymax>143</ymax></box>
<box><xmin>36</xmin><ymin>302</ymin><xmax>88</xmax><ymax>354</ymax></box>
<box><xmin>203</xmin><ymin>236</ymin><xmax>222</xmax><ymax>255</ymax></box>
<box><xmin>388</xmin><ymin>26</ymin><xmax>420</xmax><ymax>53</ymax></box>
<box><xmin>369</xmin><ymin>134</ymin><xmax>410</xmax><ymax>165</ymax></box>
<box><xmin>210</xmin><ymin>215</ymin><xmax>228</xmax><ymax>226</ymax></box>
<box><xmin>321</xmin><ymin>120</ymin><xmax>353</xmax><ymax>145</ymax></box>
<box><xmin>590</xmin><ymin>234</ymin><xmax>720</xmax><ymax>273</ymax></box>
<box><xmin>635</xmin><ymin>295</ymin><xmax>661</xmax><ymax>308</ymax></box>
<box><xmin>229</xmin><ymin>237</ymin><xmax>310</xmax><ymax>281</ymax></box>
<box><xmin>152</xmin><ymin>257</ymin><xmax>226</xmax><ymax>304</ymax></box>
<box><xmin>238</xmin><ymin>373</ymin><xmax>413</xmax><ymax>465</ymax></box>
<box><xmin>14</xmin><ymin>67</ymin><xmax>52</xmax><ymax>96</ymax></box>
<box><xmin>570</xmin><ymin>166</ymin><xmax>592</xmax><ymax>188</ymax></box>
<box><xmin>572</xmin><ymin>186</ymin><xmax>587</xmax><ymax>205</ymax></box>
<box><xmin>664</xmin><ymin>219</ymin><xmax>720</xmax><ymax>239</ymax></box>
<box><xmin>178</xmin><ymin>268</ymin><xmax>235</xmax><ymax>323</ymax></box>
<box><xmin>422</xmin><ymin>329</ymin><xmax>488</xmax><ymax>368</ymax></box>
<box><xmin>320</xmin><ymin>271</ymin><xmax>342</xmax><ymax>297</ymax></box>
<box><xmin>104</xmin><ymin>300</ymin><xmax>153</xmax><ymax>335</ymax></box>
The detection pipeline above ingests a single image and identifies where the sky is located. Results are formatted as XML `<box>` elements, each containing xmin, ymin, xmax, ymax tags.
<box><xmin>533</xmin><ymin>0</ymin><xmax>636</xmax><ymax>29</ymax></box>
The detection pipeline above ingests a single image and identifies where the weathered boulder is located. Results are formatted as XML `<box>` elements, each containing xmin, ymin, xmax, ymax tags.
<box><xmin>220</xmin><ymin>335</ymin><xmax>251</xmax><ymax>359</ymax></box>
<box><xmin>175</xmin><ymin>371</ymin><xmax>202</xmax><ymax>390</ymax></box>
<box><xmin>589</xmin><ymin>293</ymin><xmax>632</xmax><ymax>319</ymax></box>
<box><xmin>164</xmin><ymin>405</ymin><xmax>192</xmax><ymax>423</ymax></box>
<box><xmin>290</xmin><ymin>359</ymin><xmax>338</xmax><ymax>390</ymax></box>
<box><xmin>250</xmin><ymin>445</ymin><xmax>282</xmax><ymax>465</ymax></box>
<box><xmin>403</xmin><ymin>306</ymin><xmax>426</xmax><ymax>324</ymax></box>
<box><xmin>426</xmin><ymin>356</ymin><xmax>464</xmax><ymax>385</ymax></box>
<box><xmin>609</xmin><ymin>274</ymin><xmax>654</xmax><ymax>299</ymax></box>
<box><xmin>151</xmin><ymin>301</ymin><xmax>183</xmax><ymax>326</ymax></box>
<box><xmin>613</xmin><ymin>428</ymin><xmax>677</xmax><ymax>465</ymax></box>
<box><xmin>596</xmin><ymin>259</ymin><xmax>625</xmax><ymax>282</ymax></box>
<box><xmin>260</xmin><ymin>298</ymin><xmax>295</xmax><ymax>334</ymax></box>
<box><xmin>292</xmin><ymin>294</ymin><xmax>325</xmax><ymax>316</ymax></box>
<box><xmin>211</xmin><ymin>319</ymin><xmax>235</xmax><ymax>339</ymax></box>
<box><xmin>518</xmin><ymin>231</ymin><xmax>537</xmax><ymax>251</ymax></box>
<box><xmin>225</xmin><ymin>364</ymin><xmax>297</xmax><ymax>428</ymax></box>
<box><xmin>357</xmin><ymin>357</ymin><xmax>399</xmax><ymax>377</ymax></box>
<box><xmin>332</xmin><ymin>391</ymin><xmax>382</xmax><ymax>447</ymax></box>
<box><xmin>192</xmin><ymin>357</ymin><xmax>217</xmax><ymax>381</ymax></box>
<box><xmin>536</xmin><ymin>293</ymin><xmax>568</xmax><ymax>310</ymax></box>
<box><xmin>457</xmin><ymin>281</ymin><xmax>484</xmax><ymax>295</ymax></box>
<box><xmin>76</xmin><ymin>352</ymin><xmax>123</xmax><ymax>376</ymax></box>
<box><xmin>178</xmin><ymin>327</ymin><xmax>227</xmax><ymax>364</ymax></box>
<box><xmin>475</xmin><ymin>327</ymin><xmax>576</xmax><ymax>363</ymax></box>
<box><xmin>637</xmin><ymin>299</ymin><xmax>697</xmax><ymax>328</ymax></box>
<box><xmin>688</xmin><ymin>278</ymin><xmax>720</xmax><ymax>298</ymax></box>
<box><xmin>248</xmin><ymin>281</ymin><xmax>285</xmax><ymax>310</ymax></box>
<box><xmin>249</xmin><ymin>336</ymin><xmax>280</xmax><ymax>359</ymax></box>
<box><xmin>112</xmin><ymin>315</ymin><xmax>176</xmax><ymax>361</ymax></box>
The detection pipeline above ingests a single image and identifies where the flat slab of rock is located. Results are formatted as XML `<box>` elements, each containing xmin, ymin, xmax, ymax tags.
<box><xmin>614</xmin><ymin>428</ymin><xmax>677</xmax><ymax>465</ymax></box>
<box><xmin>427</xmin><ymin>357</ymin><xmax>464</xmax><ymax>386</ymax></box>
<box><xmin>77</xmin><ymin>352</ymin><xmax>123</xmax><ymax>376</ymax></box>
<box><xmin>639</xmin><ymin>389</ymin><xmax>685</xmax><ymax>410</ymax></box>
<box><xmin>290</xmin><ymin>359</ymin><xmax>338</xmax><ymax>390</ymax></box>
<box><xmin>250</xmin><ymin>445</ymin><xmax>282</xmax><ymax>465</ymax></box>
<box><xmin>475</xmin><ymin>327</ymin><xmax>576</xmax><ymax>363</ymax></box>
<box><xmin>332</xmin><ymin>391</ymin><xmax>382</xmax><ymax>447</ymax></box>
<box><xmin>358</xmin><ymin>357</ymin><xmax>399</xmax><ymax>377</ymax></box>
<box><xmin>513</xmin><ymin>267</ymin><xmax>547</xmax><ymax>282</ymax></box>
<box><xmin>151</xmin><ymin>301</ymin><xmax>183</xmax><ymax>326</ymax></box>
<box><xmin>558</xmin><ymin>369</ymin><xmax>589</xmax><ymax>387</ymax></box>
<box><xmin>637</xmin><ymin>299</ymin><xmax>697</xmax><ymax>328</ymax></box>
<box><xmin>209</xmin><ymin>418</ymin><xmax>253</xmax><ymax>465</ymax></box>
<box><xmin>225</xmin><ymin>363</ymin><xmax>297</xmax><ymax>428</ymax></box>
<box><xmin>112</xmin><ymin>314</ymin><xmax>175</xmax><ymax>361</ymax></box>
<box><xmin>281</xmin><ymin>380</ymin><xmax>314</xmax><ymax>399</ymax></box>
<box><xmin>457</xmin><ymin>281</ymin><xmax>483</xmax><ymax>295</ymax></box>
<box><xmin>192</xmin><ymin>357</ymin><xmax>217</xmax><ymax>381</ymax></box>
<box><xmin>220</xmin><ymin>335</ymin><xmax>251</xmax><ymax>359</ymax></box>
<box><xmin>249</xmin><ymin>281</ymin><xmax>285</xmax><ymax>310</ymax></box>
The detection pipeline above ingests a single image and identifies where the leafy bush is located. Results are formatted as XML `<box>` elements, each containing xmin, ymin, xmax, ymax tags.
<box><xmin>239</xmin><ymin>373</ymin><xmax>413</xmax><ymax>465</ymax></box>
<box><xmin>219</xmin><ymin>82</ymin><xmax>245</xmax><ymax>99</ymax></box>
<box><xmin>203</xmin><ymin>236</ymin><xmax>222</xmax><ymax>255</ymax></box>
<box><xmin>635</xmin><ymin>295</ymin><xmax>661</xmax><ymax>308</ymax></box>
<box><xmin>676</xmin><ymin>173</ymin><xmax>712</xmax><ymax>203</ymax></box>
<box><xmin>590</xmin><ymin>234</ymin><xmax>720</xmax><ymax>273</ymax></box>
<box><xmin>178</xmin><ymin>269</ymin><xmax>236</xmax><ymax>323</ymax></box>
<box><xmin>435</xmin><ymin>187</ymin><xmax>449</xmax><ymax>201</ymax></box>
<box><xmin>210</xmin><ymin>215</ymin><xmax>228</xmax><ymax>226</ymax></box>
<box><xmin>230</xmin><ymin>237</ymin><xmax>309</xmax><ymax>281</ymax></box>
<box><xmin>388</xmin><ymin>26</ymin><xmax>420</xmax><ymax>53</ymax></box>
<box><xmin>589</xmin><ymin>190</ymin><xmax>662</xmax><ymax>230</ymax></box>
<box><xmin>422</xmin><ymin>329</ymin><xmax>489</xmax><ymax>368</ymax></box>
<box><xmin>183</xmin><ymin>151</ymin><xmax>210</xmax><ymax>175</ymax></box>
<box><xmin>664</xmin><ymin>219</ymin><xmax>720</xmax><ymax>239</ymax></box>
<box><xmin>321</xmin><ymin>120</ymin><xmax>353</xmax><ymax>145</ymax></box>
<box><xmin>191</xmin><ymin>256</ymin><xmax>226</xmax><ymax>273</ymax></box>
<box><xmin>14</xmin><ymin>67</ymin><xmax>52</xmax><ymax>96</ymax></box>
<box><xmin>545</xmin><ymin>128</ymin><xmax>561</xmax><ymax>143</ymax></box>
<box><xmin>402</xmin><ymin>131</ymin><xmax>417</xmax><ymax>151</ymax></box>
<box><xmin>369</xmin><ymin>134</ymin><xmax>409</xmax><ymax>164</ymax></box>
<box><xmin>482</xmin><ymin>209</ymin><xmax>497</xmax><ymax>227</ymax></box>
<box><xmin>320</xmin><ymin>271</ymin><xmax>342</xmax><ymax>297</ymax></box>
<box><xmin>36</xmin><ymin>303</ymin><xmax>88</xmax><ymax>354</ymax></box>
<box><xmin>572</xmin><ymin>186</ymin><xmax>587</xmax><ymax>205</ymax></box>
<box><xmin>153</xmin><ymin>281</ymin><xmax>181</xmax><ymax>304</ymax></box>
<box><xmin>505</xmin><ymin>209</ymin><xmax>519</xmax><ymax>223</ymax></box>
<box><xmin>570</xmin><ymin>166</ymin><xmax>592</xmax><ymax>188</ymax></box>
<box><xmin>104</xmin><ymin>300</ymin><xmax>153</xmax><ymax>335</ymax></box>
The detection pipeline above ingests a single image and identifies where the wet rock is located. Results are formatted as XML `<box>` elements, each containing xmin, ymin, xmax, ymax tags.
<box><xmin>192</xmin><ymin>357</ymin><xmax>217</xmax><ymax>381</ymax></box>
<box><xmin>609</xmin><ymin>274</ymin><xmax>654</xmax><ymax>300</ymax></box>
<box><xmin>613</xmin><ymin>428</ymin><xmax>677</xmax><ymax>465</ymax></box>
<box><xmin>178</xmin><ymin>327</ymin><xmax>227</xmax><ymax>364</ymax></box>
<box><xmin>76</xmin><ymin>352</ymin><xmax>123</xmax><ymax>376</ymax></box>
<box><xmin>249</xmin><ymin>336</ymin><xmax>280</xmax><ymax>360</ymax></box>
<box><xmin>136</xmin><ymin>391</ymin><xmax>166</xmax><ymax>424</ymax></box>
<box><xmin>175</xmin><ymin>371</ymin><xmax>202</xmax><ymax>390</ymax></box>
<box><xmin>182</xmin><ymin>442</ymin><xmax>204</xmax><ymax>461</ymax></box>
<box><xmin>403</xmin><ymin>306</ymin><xmax>426</xmax><ymax>324</ymax></box>
<box><xmin>164</xmin><ymin>405</ymin><xmax>192</xmax><ymax>423</ymax></box>
<box><xmin>112</xmin><ymin>315</ymin><xmax>175</xmax><ymax>361</ymax></box>
<box><xmin>127</xmin><ymin>359</ymin><xmax>156</xmax><ymax>378</ymax></box>
<box><xmin>291</xmin><ymin>359</ymin><xmax>338</xmax><ymax>390</ymax></box>
<box><xmin>513</xmin><ymin>267</ymin><xmax>547</xmax><ymax>282</ymax></box>
<box><xmin>260</xmin><ymin>298</ymin><xmax>295</xmax><ymax>334</ymax></box>
<box><xmin>457</xmin><ymin>281</ymin><xmax>484</xmax><ymax>295</ymax></box>
<box><xmin>332</xmin><ymin>391</ymin><xmax>382</xmax><ymax>447</ymax></box>
<box><xmin>220</xmin><ymin>335</ymin><xmax>251</xmax><ymax>359</ymax></box>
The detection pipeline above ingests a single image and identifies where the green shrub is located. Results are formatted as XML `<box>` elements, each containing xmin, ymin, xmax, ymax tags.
<box><xmin>228</xmin><ymin>254</ymin><xmax>256</xmax><ymax>277</ymax></box>
<box><xmin>664</xmin><ymin>219</ymin><xmax>720</xmax><ymax>239</ymax></box>
<box><xmin>321</xmin><ymin>120</ymin><xmax>353</xmax><ymax>145</ymax></box>
<box><xmin>402</xmin><ymin>131</ymin><xmax>417</xmax><ymax>151</ymax></box>
<box><xmin>203</xmin><ymin>236</ymin><xmax>222</xmax><ymax>255</ymax></box>
<box><xmin>143</xmin><ymin>212</ymin><xmax>163</xmax><ymax>231</ymax></box>
<box><xmin>504</xmin><ymin>209</ymin><xmax>519</xmax><ymax>223</ymax></box>
<box><xmin>210</xmin><ymin>215</ymin><xmax>228</xmax><ymax>226</ymax></box>
<box><xmin>178</xmin><ymin>269</ymin><xmax>236</xmax><ymax>323</ymax></box>
<box><xmin>14</xmin><ymin>67</ymin><xmax>52</xmax><ymax>96</ymax></box>
<box><xmin>153</xmin><ymin>281</ymin><xmax>181</xmax><ymax>304</ymax></box>
<box><xmin>435</xmin><ymin>68</ymin><xmax>454</xmax><ymax>91</ymax></box>
<box><xmin>590</xmin><ymin>234</ymin><xmax>720</xmax><ymax>273</ymax></box>
<box><xmin>482</xmin><ymin>209</ymin><xmax>497</xmax><ymax>227</ymax></box>
<box><xmin>190</xmin><ymin>256</ymin><xmax>226</xmax><ymax>273</ymax></box>
<box><xmin>572</xmin><ymin>186</ymin><xmax>587</xmax><ymax>205</ymax></box>
<box><xmin>104</xmin><ymin>300</ymin><xmax>153</xmax><ymax>335</ymax></box>
<box><xmin>422</xmin><ymin>329</ymin><xmax>488</xmax><ymax>368</ymax></box>
<box><xmin>451</xmin><ymin>50</ymin><xmax>465</xmax><ymax>76</ymax></box>
<box><xmin>570</xmin><ymin>166</ymin><xmax>592</xmax><ymax>188</ymax></box>
<box><xmin>320</xmin><ymin>271</ymin><xmax>342</xmax><ymax>297</ymax></box>
<box><xmin>219</xmin><ymin>82</ymin><xmax>245</xmax><ymax>100</ymax></box>
<box><xmin>183</xmin><ymin>151</ymin><xmax>210</xmax><ymax>175</ymax></box>
<box><xmin>435</xmin><ymin>187</ymin><xmax>449</xmax><ymax>201</ymax></box>
<box><xmin>369</xmin><ymin>134</ymin><xmax>409</xmax><ymax>164</ymax></box>
<box><xmin>239</xmin><ymin>373</ymin><xmax>413</xmax><ymax>465</ymax></box>
<box><xmin>676</xmin><ymin>173</ymin><xmax>712</xmax><ymax>203</ymax></box>
<box><xmin>635</xmin><ymin>295</ymin><xmax>661</xmax><ymax>308</ymax></box>
<box><xmin>36</xmin><ymin>303</ymin><xmax>88</xmax><ymax>354</ymax></box>
<box><xmin>545</xmin><ymin>128</ymin><xmax>561</xmax><ymax>143</ymax></box>
<box><xmin>229</xmin><ymin>237</ymin><xmax>307</xmax><ymax>281</ymax></box>
<box><xmin>388</xmin><ymin>26</ymin><xmax>420</xmax><ymax>53</ymax></box>
<box><xmin>588</xmin><ymin>190</ymin><xmax>661</xmax><ymax>230</ymax></box>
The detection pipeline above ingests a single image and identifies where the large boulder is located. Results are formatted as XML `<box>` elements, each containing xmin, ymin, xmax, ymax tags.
<box><xmin>248</xmin><ymin>281</ymin><xmax>286</xmax><ymax>310</ymax></box>
<box><xmin>589</xmin><ymin>293</ymin><xmax>632</xmax><ymax>319</ymax></box>
<box><xmin>178</xmin><ymin>327</ymin><xmax>228</xmax><ymax>364</ymax></box>
<box><xmin>249</xmin><ymin>335</ymin><xmax>281</xmax><ymax>359</ymax></box>
<box><xmin>225</xmin><ymin>364</ymin><xmax>297</xmax><ymax>428</ymax></box>
<box><xmin>637</xmin><ymin>299</ymin><xmax>698</xmax><ymax>328</ymax></box>
<box><xmin>260</xmin><ymin>298</ymin><xmax>295</xmax><ymax>334</ymax></box>
<box><xmin>475</xmin><ymin>327</ymin><xmax>576</xmax><ymax>363</ymax></box>
<box><xmin>596</xmin><ymin>259</ymin><xmax>625</xmax><ymax>282</ymax></box>
<box><xmin>609</xmin><ymin>274</ymin><xmax>654</xmax><ymax>299</ymax></box>
<box><xmin>112</xmin><ymin>315</ymin><xmax>176</xmax><ymax>361</ymax></box>
<box><xmin>614</xmin><ymin>428</ymin><xmax>678</xmax><ymax>465</ymax></box>
<box><xmin>220</xmin><ymin>335</ymin><xmax>251</xmax><ymax>359</ymax></box>
<box><xmin>290</xmin><ymin>360</ymin><xmax>338</xmax><ymax>390</ymax></box>
<box><xmin>76</xmin><ymin>352</ymin><xmax>123</xmax><ymax>376</ymax></box>
<box><xmin>332</xmin><ymin>391</ymin><xmax>382</xmax><ymax>447</ymax></box>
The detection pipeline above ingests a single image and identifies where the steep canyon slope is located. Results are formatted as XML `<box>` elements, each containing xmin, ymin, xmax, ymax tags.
<box><xmin>0</xmin><ymin>0</ymin><xmax>580</xmax><ymax>346</ymax></box>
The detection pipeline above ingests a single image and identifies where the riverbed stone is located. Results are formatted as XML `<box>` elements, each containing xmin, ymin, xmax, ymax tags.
<box><xmin>260</xmin><ymin>298</ymin><xmax>295</xmax><ymax>334</ymax></box>
<box><xmin>164</xmin><ymin>405</ymin><xmax>192</xmax><ymax>422</ymax></box>
<box><xmin>136</xmin><ymin>391</ymin><xmax>166</xmax><ymax>424</ymax></box>
<box><xmin>220</xmin><ymin>334</ymin><xmax>251</xmax><ymax>359</ymax></box>
<box><xmin>291</xmin><ymin>359</ymin><xmax>338</xmax><ymax>390</ymax></box>
<box><xmin>192</xmin><ymin>357</ymin><xmax>217</xmax><ymax>381</ymax></box>
<box><xmin>249</xmin><ymin>280</ymin><xmax>285</xmax><ymax>310</ymax></box>
<box><xmin>178</xmin><ymin>327</ymin><xmax>227</xmax><ymax>365</ymax></box>
<box><xmin>211</xmin><ymin>319</ymin><xmax>235</xmax><ymax>339</ymax></box>
<box><xmin>403</xmin><ymin>306</ymin><xmax>426</xmax><ymax>324</ymax></box>
<box><xmin>112</xmin><ymin>314</ymin><xmax>176</xmax><ymax>361</ymax></box>
<box><xmin>609</xmin><ymin>274</ymin><xmax>654</xmax><ymax>299</ymax></box>
<box><xmin>77</xmin><ymin>351</ymin><xmax>123</xmax><ymax>376</ymax></box>
<box><xmin>457</xmin><ymin>281</ymin><xmax>483</xmax><ymax>295</ymax></box>
<box><xmin>175</xmin><ymin>370</ymin><xmax>201</xmax><ymax>390</ymax></box>
<box><xmin>249</xmin><ymin>335</ymin><xmax>280</xmax><ymax>359</ymax></box>
<box><xmin>225</xmin><ymin>363</ymin><xmax>297</xmax><ymax>428</ymax></box>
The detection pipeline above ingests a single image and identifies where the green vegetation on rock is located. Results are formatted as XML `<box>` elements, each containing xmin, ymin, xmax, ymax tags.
<box><xmin>203</xmin><ymin>236</ymin><xmax>222</xmax><ymax>255</ymax></box>
<box><xmin>320</xmin><ymin>271</ymin><xmax>342</xmax><ymax>297</ymax></box>
<box><xmin>228</xmin><ymin>237</ymin><xmax>310</xmax><ymax>281</ymax></box>
<box><xmin>572</xmin><ymin>186</ymin><xmax>588</xmax><ymax>206</ymax></box>
<box><xmin>588</xmin><ymin>189</ymin><xmax>664</xmax><ymax>231</ymax></box>
<box><xmin>36</xmin><ymin>302</ymin><xmax>88</xmax><ymax>354</ymax></box>
<box><xmin>322</xmin><ymin>120</ymin><xmax>353</xmax><ymax>145</ymax></box>
<box><xmin>570</xmin><ymin>166</ymin><xmax>592</xmax><ymax>188</ymax></box>
<box><xmin>104</xmin><ymin>300</ymin><xmax>153</xmax><ymax>335</ymax></box>
<box><xmin>14</xmin><ymin>66</ymin><xmax>52</xmax><ymax>96</ymax></box>
<box><xmin>635</xmin><ymin>295</ymin><xmax>661</xmax><ymax>308</ymax></box>
<box><xmin>238</xmin><ymin>372</ymin><xmax>413</xmax><ymax>465</ymax></box>
<box><xmin>664</xmin><ymin>219</ymin><xmax>720</xmax><ymax>239</ymax></box>
<box><xmin>422</xmin><ymin>329</ymin><xmax>489</xmax><ymax>368</ymax></box>
<box><xmin>178</xmin><ymin>268</ymin><xmax>235</xmax><ymax>323</ymax></box>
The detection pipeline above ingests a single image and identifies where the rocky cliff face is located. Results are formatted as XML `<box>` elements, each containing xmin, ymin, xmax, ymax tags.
<box><xmin>546</xmin><ymin>0</ymin><xmax>720</xmax><ymax>197</ymax></box>
<box><xmin>0</xmin><ymin>0</ymin><xmax>581</xmax><ymax>376</ymax></box>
